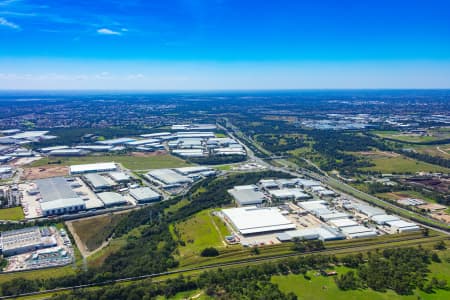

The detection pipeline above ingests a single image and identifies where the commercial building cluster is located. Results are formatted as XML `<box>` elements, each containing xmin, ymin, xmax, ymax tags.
<box><xmin>20</xmin><ymin>162</ymin><xmax>162</xmax><ymax>218</ymax></box>
<box><xmin>0</xmin><ymin>226</ymin><xmax>73</xmax><ymax>271</ymax></box>
<box><xmin>219</xmin><ymin>176</ymin><xmax>421</xmax><ymax>246</ymax></box>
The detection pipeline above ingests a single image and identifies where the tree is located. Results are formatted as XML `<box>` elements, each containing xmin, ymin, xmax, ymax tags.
<box><xmin>200</xmin><ymin>247</ymin><xmax>219</xmax><ymax>257</ymax></box>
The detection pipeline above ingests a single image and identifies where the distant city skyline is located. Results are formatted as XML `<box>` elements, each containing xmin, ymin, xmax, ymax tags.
<box><xmin>1</xmin><ymin>0</ymin><xmax>450</xmax><ymax>89</ymax></box>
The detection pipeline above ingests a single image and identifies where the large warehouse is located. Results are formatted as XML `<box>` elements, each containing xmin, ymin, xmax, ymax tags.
<box><xmin>0</xmin><ymin>227</ymin><xmax>56</xmax><ymax>256</ymax></box>
<box><xmin>129</xmin><ymin>187</ymin><xmax>161</xmax><ymax>203</ymax></box>
<box><xmin>83</xmin><ymin>173</ymin><xmax>113</xmax><ymax>192</ymax></box>
<box><xmin>228</xmin><ymin>185</ymin><xmax>266</xmax><ymax>206</ymax></box>
<box><xmin>96</xmin><ymin>192</ymin><xmax>128</xmax><ymax>207</ymax></box>
<box><xmin>145</xmin><ymin>169</ymin><xmax>193</xmax><ymax>187</ymax></box>
<box><xmin>35</xmin><ymin>177</ymin><xmax>86</xmax><ymax>216</ymax></box>
<box><xmin>70</xmin><ymin>162</ymin><xmax>117</xmax><ymax>175</ymax></box>
<box><xmin>222</xmin><ymin>206</ymin><xmax>296</xmax><ymax>235</ymax></box>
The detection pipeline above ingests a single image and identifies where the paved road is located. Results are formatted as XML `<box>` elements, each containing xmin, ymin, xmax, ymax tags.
<box><xmin>221</xmin><ymin>120</ymin><xmax>449</xmax><ymax>235</ymax></box>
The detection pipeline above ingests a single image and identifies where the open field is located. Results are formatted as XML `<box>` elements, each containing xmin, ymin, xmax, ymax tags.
<box><xmin>272</xmin><ymin>262</ymin><xmax>450</xmax><ymax>300</ymax></box>
<box><xmin>29</xmin><ymin>154</ymin><xmax>191</xmax><ymax>170</ymax></box>
<box><xmin>0</xmin><ymin>206</ymin><xmax>25</xmax><ymax>221</ymax></box>
<box><xmin>376</xmin><ymin>190</ymin><xmax>438</xmax><ymax>204</ymax></box>
<box><xmin>69</xmin><ymin>213</ymin><xmax>128</xmax><ymax>253</ymax></box>
<box><xmin>0</xmin><ymin>265</ymin><xmax>76</xmax><ymax>285</ymax></box>
<box><xmin>373</xmin><ymin>130</ymin><xmax>450</xmax><ymax>144</ymax></box>
<box><xmin>172</xmin><ymin>209</ymin><xmax>235</xmax><ymax>266</ymax></box>
<box><xmin>409</xmin><ymin>143</ymin><xmax>450</xmax><ymax>158</ymax></box>
<box><xmin>360</xmin><ymin>155</ymin><xmax>450</xmax><ymax>173</ymax></box>
<box><xmin>21</xmin><ymin>165</ymin><xmax>69</xmax><ymax>180</ymax></box>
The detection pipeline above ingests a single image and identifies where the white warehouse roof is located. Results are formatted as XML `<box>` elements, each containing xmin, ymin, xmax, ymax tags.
<box><xmin>328</xmin><ymin>218</ymin><xmax>359</xmax><ymax>228</ymax></box>
<box><xmin>222</xmin><ymin>206</ymin><xmax>296</xmax><ymax>235</ymax></box>
<box><xmin>371</xmin><ymin>214</ymin><xmax>400</xmax><ymax>225</ymax></box>
<box><xmin>70</xmin><ymin>162</ymin><xmax>117</xmax><ymax>174</ymax></box>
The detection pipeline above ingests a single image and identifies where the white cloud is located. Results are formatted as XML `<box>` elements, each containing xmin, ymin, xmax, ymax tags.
<box><xmin>97</xmin><ymin>28</ymin><xmax>121</xmax><ymax>35</ymax></box>
<box><xmin>0</xmin><ymin>17</ymin><xmax>20</xmax><ymax>29</ymax></box>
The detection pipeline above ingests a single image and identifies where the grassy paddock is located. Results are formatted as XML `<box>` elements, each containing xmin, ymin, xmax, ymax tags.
<box><xmin>70</xmin><ymin>213</ymin><xmax>128</xmax><ymax>252</ymax></box>
<box><xmin>361</xmin><ymin>155</ymin><xmax>450</xmax><ymax>173</ymax></box>
<box><xmin>272</xmin><ymin>249</ymin><xmax>450</xmax><ymax>300</ymax></box>
<box><xmin>173</xmin><ymin>209</ymin><xmax>235</xmax><ymax>266</ymax></box>
<box><xmin>0</xmin><ymin>207</ymin><xmax>25</xmax><ymax>221</ymax></box>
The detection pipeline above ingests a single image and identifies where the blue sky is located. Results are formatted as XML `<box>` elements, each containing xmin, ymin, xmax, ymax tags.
<box><xmin>1</xmin><ymin>0</ymin><xmax>450</xmax><ymax>89</ymax></box>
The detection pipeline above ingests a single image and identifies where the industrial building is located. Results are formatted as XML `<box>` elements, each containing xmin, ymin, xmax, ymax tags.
<box><xmin>48</xmin><ymin>149</ymin><xmax>88</xmax><ymax>156</ymax></box>
<box><xmin>146</xmin><ymin>169</ymin><xmax>193</xmax><ymax>187</ymax></box>
<box><xmin>129</xmin><ymin>187</ymin><xmax>161</xmax><ymax>203</ymax></box>
<box><xmin>126</xmin><ymin>138</ymin><xmax>160</xmax><ymax>146</ymax></box>
<box><xmin>268</xmin><ymin>188</ymin><xmax>311</xmax><ymax>201</ymax></box>
<box><xmin>108</xmin><ymin>171</ymin><xmax>131</xmax><ymax>183</ymax></box>
<box><xmin>0</xmin><ymin>227</ymin><xmax>56</xmax><ymax>256</ymax></box>
<box><xmin>371</xmin><ymin>214</ymin><xmax>400</xmax><ymax>225</ymax></box>
<box><xmin>172</xmin><ymin>149</ymin><xmax>205</xmax><ymax>158</ymax></box>
<box><xmin>222</xmin><ymin>206</ymin><xmax>296</xmax><ymax>235</ymax></box>
<box><xmin>354</xmin><ymin>204</ymin><xmax>386</xmax><ymax>217</ymax></box>
<box><xmin>228</xmin><ymin>185</ymin><xmax>266</xmax><ymax>206</ymax></box>
<box><xmin>277</xmin><ymin>226</ymin><xmax>345</xmax><ymax>242</ymax></box>
<box><xmin>386</xmin><ymin>220</ymin><xmax>420</xmax><ymax>233</ymax></box>
<box><xmin>69</xmin><ymin>162</ymin><xmax>117</xmax><ymax>175</ymax></box>
<box><xmin>171</xmin><ymin>124</ymin><xmax>217</xmax><ymax>131</ymax></box>
<box><xmin>97</xmin><ymin>137</ymin><xmax>136</xmax><ymax>145</ymax></box>
<box><xmin>174</xmin><ymin>166</ymin><xmax>214</xmax><ymax>175</ymax></box>
<box><xmin>140</xmin><ymin>132</ymin><xmax>172</xmax><ymax>139</ymax></box>
<box><xmin>96</xmin><ymin>192</ymin><xmax>128</xmax><ymax>207</ymax></box>
<box><xmin>328</xmin><ymin>218</ymin><xmax>359</xmax><ymax>228</ymax></box>
<box><xmin>83</xmin><ymin>173</ymin><xmax>114</xmax><ymax>192</ymax></box>
<box><xmin>340</xmin><ymin>225</ymin><xmax>378</xmax><ymax>239</ymax></box>
<box><xmin>35</xmin><ymin>177</ymin><xmax>86</xmax><ymax>216</ymax></box>
<box><xmin>75</xmin><ymin>145</ymin><xmax>114</xmax><ymax>152</ymax></box>
<box><xmin>40</xmin><ymin>146</ymin><xmax>70</xmax><ymax>153</ymax></box>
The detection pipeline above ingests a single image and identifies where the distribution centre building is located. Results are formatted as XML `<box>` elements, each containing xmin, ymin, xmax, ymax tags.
<box><xmin>69</xmin><ymin>162</ymin><xmax>117</xmax><ymax>175</ymax></box>
<box><xmin>35</xmin><ymin>177</ymin><xmax>86</xmax><ymax>216</ymax></box>
<box><xmin>222</xmin><ymin>206</ymin><xmax>296</xmax><ymax>235</ymax></box>
<box><xmin>129</xmin><ymin>187</ymin><xmax>162</xmax><ymax>203</ymax></box>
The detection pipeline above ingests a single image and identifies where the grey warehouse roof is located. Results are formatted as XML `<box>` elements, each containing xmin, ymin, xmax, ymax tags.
<box><xmin>147</xmin><ymin>169</ymin><xmax>192</xmax><ymax>185</ymax></box>
<box><xmin>36</xmin><ymin>177</ymin><xmax>79</xmax><ymax>203</ymax></box>
<box><xmin>84</xmin><ymin>173</ymin><xmax>112</xmax><ymax>188</ymax></box>
<box><xmin>97</xmin><ymin>192</ymin><xmax>127</xmax><ymax>206</ymax></box>
<box><xmin>228</xmin><ymin>188</ymin><xmax>265</xmax><ymax>206</ymax></box>
<box><xmin>129</xmin><ymin>187</ymin><xmax>161</xmax><ymax>202</ymax></box>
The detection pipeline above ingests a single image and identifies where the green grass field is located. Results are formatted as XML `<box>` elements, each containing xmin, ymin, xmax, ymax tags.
<box><xmin>0</xmin><ymin>206</ymin><xmax>25</xmax><ymax>221</ymax></box>
<box><xmin>272</xmin><ymin>260</ymin><xmax>450</xmax><ymax>300</ymax></box>
<box><xmin>29</xmin><ymin>154</ymin><xmax>191</xmax><ymax>170</ymax></box>
<box><xmin>409</xmin><ymin>144</ymin><xmax>450</xmax><ymax>158</ymax></box>
<box><xmin>172</xmin><ymin>209</ymin><xmax>234</xmax><ymax>266</ymax></box>
<box><xmin>0</xmin><ymin>265</ymin><xmax>76</xmax><ymax>285</ymax></box>
<box><xmin>361</xmin><ymin>155</ymin><xmax>450</xmax><ymax>173</ymax></box>
<box><xmin>373</xmin><ymin>130</ymin><xmax>448</xmax><ymax>144</ymax></box>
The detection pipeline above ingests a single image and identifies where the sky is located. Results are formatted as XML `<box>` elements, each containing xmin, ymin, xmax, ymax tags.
<box><xmin>1</xmin><ymin>0</ymin><xmax>450</xmax><ymax>90</ymax></box>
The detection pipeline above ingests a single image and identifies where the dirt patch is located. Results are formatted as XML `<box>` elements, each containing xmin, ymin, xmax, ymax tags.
<box><xmin>357</xmin><ymin>151</ymin><xmax>400</xmax><ymax>158</ymax></box>
<box><xmin>22</xmin><ymin>165</ymin><xmax>69</xmax><ymax>180</ymax></box>
<box><xmin>130</xmin><ymin>150</ymin><xmax>167</xmax><ymax>157</ymax></box>
<box><xmin>430</xmin><ymin>213</ymin><xmax>450</xmax><ymax>224</ymax></box>
<box><xmin>417</xmin><ymin>203</ymin><xmax>447</xmax><ymax>212</ymax></box>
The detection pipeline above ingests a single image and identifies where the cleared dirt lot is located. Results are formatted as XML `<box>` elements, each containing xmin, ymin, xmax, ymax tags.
<box><xmin>21</xmin><ymin>166</ymin><xmax>69</xmax><ymax>180</ymax></box>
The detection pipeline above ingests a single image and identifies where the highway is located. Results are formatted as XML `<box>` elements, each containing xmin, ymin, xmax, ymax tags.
<box><xmin>220</xmin><ymin>120</ymin><xmax>449</xmax><ymax>235</ymax></box>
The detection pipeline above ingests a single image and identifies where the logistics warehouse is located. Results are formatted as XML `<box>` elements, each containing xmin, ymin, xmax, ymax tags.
<box><xmin>35</xmin><ymin>177</ymin><xmax>86</xmax><ymax>216</ymax></box>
